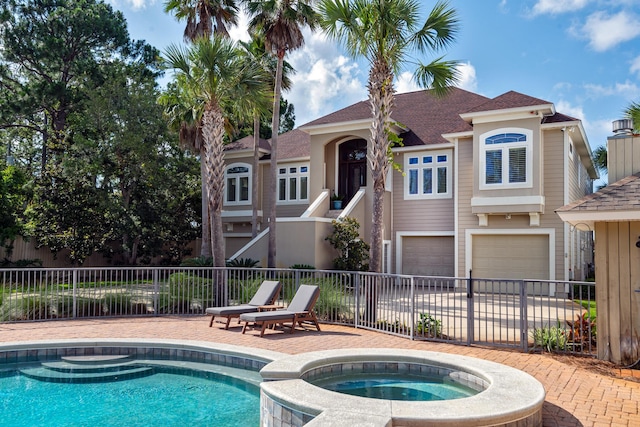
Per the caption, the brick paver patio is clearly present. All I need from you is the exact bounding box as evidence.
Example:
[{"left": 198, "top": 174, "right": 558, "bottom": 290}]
[{"left": 1, "top": 316, "right": 638, "bottom": 426}]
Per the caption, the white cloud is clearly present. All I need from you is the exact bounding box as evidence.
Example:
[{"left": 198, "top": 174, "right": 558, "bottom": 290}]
[
  {"left": 455, "top": 62, "right": 478, "bottom": 92},
  {"left": 556, "top": 100, "right": 586, "bottom": 121},
  {"left": 395, "top": 72, "right": 421, "bottom": 94},
  {"left": 286, "top": 31, "right": 366, "bottom": 126},
  {"left": 108, "top": 0, "right": 154, "bottom": 11},
  {"left": 584, "top": 81, "right": 640, "bottom": 98},
  {"left": 575, "top": 11, "right": 640, "bottom": 51},
  {"left": 531, "top": 0, "right": 590, "bottom": 15}
]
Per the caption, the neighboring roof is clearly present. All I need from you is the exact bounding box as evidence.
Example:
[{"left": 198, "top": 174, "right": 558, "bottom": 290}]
[
  {"left": 225, "top": 135, "right": 270, "bottom": 153},
  {"left": 556, "top": 172, "right": 640, "bottom": 226}
]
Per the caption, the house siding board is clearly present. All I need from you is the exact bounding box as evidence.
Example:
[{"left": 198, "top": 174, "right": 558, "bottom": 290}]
[
  {"left": 457, "top": 139, "right": 475, "bottom": 277},
  {"left": 541, "top": 129, "right": 566, "bottom": 280}
]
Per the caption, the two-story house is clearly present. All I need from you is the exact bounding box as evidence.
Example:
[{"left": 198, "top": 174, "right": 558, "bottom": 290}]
[{"left": 221, "top": 88, "right": 597, "bottom": 285}]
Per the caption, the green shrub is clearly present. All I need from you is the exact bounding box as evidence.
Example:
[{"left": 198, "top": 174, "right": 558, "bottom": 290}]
[
  {"left": 325, "top": 217, "right": 369, "bottom": 271},
  {"left": 180, "top": 256, "right": 213, "bottom": 267},
  {"left": 532, "top": 324, "right": 569, "bottom": 352},
  {"left": 0, "top": 295, "right": 50, "bottom": 321},
  {"left": 415, "top": 313, "right": 442, "bottom": 337},
  {"left": 226, "top": 258, "right": 260, "bottom": 268},
  {"left": 313, "top": 281, "right": 352, "bottom": 323},
  {"left": 103, "top": 293, "right": 148, "bottom": 315},
  {"left": 167, "top": 272, "right": 215, "bottom": 310}
]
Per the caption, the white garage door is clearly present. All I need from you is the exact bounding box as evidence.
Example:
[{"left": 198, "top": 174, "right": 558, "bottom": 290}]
[
  {"left": 402, "top": 236, "right": 454, "bottom": 277},
  {"left": 472, "top": 234, "right": 549, "bottom": 280}
]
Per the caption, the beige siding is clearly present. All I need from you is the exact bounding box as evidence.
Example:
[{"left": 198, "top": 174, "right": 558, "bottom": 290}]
[
  {"left": 391, "top": 152, "right": 455, "bottom": 232},
  {"left": 457, "top": 138, "right": 475, "bottom": 277},
  {"left": 607, "top": 135, "right": 640, "bottom": 184},
  {"left": 541, "top": 129, "right": 566, "bottom": 281}
]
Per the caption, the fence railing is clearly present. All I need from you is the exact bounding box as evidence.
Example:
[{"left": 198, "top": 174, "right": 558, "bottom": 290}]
[{"left": 0, "top": 267, "right": 596, "bottom": 356}]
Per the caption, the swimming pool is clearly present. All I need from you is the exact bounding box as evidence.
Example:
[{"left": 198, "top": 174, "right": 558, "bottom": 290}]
[{"left": 0, "top": 340, "right": 282, "bottom": 427}]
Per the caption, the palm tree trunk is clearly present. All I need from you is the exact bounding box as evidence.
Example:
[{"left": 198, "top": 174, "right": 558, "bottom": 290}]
[
  {"left": 200, "top": 158, "right": 213, "bottom": 257},
  {"left": 368, "top": 59, "right": 394, "bottom": 273},
  {"left": 251, "top": 113, "right": 260, "bottom": 238},
  {"left": 202, "top": 104, "right": 227, "bottom": 267},
  {"left": 267, "top": 53, "right": 284, "bottom": 268},
  {"left": 364, "top": 60, "right": 394, "bottom": 325}
]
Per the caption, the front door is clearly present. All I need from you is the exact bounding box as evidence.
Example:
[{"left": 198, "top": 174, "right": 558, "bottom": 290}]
[{"left": 338, "top": 139, "right": 367, "bottom": 203}]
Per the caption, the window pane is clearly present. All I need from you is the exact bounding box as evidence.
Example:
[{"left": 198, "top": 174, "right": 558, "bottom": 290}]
[
  {"left": 289, "top": 167, "right": 297, "bottom": 173},
  {"left": 278, "top": 178, "right": 286, "bottom": 200},
  {"left": 239, "top": 177, "right": 249, "bottom": 201},
  {"left": 509, "top": 147, "right": 526, "bottom": 183},
  {"left": 485, "top": 150, "right": 502, "bottom": 184},
  {"left": 409, "top": 157, "right": 418, "bottom": 165},
  {"left": 437, "top": 155, "right": 447, "bottom": 163},
  {"left": 423, "top": 156, "right": 432, "bottom": 164},
  {"left": 227, "top": 178, "right": 236, "bottom": 202},
  {"left": 300, "top": 176, "right": 308, "bottom": 200},
  {"left": 300, "top": 166, "right": 308, "bottom": 173},
  {"left": 423, "top": 169, "right": 432, "bottom": 194},
  {"left": 409, "top": 169, "right": 418, "bottom": 195},
  {"left": 279, "top": 168, "right": 286, "bottom": 174},
  {"left": 289, "top": 177, "right": 297, "bottom": 200},
  {"left": 437, "top": 167, "right": 447, "bottom": 193}
]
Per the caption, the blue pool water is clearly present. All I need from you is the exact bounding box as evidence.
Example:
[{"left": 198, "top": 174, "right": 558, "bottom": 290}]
[
  {"left": 0, "top": 367, "right": 260, "bottom": 426},
  {"left": 313, "top": 373, "right": 478, "bottom": 401}
]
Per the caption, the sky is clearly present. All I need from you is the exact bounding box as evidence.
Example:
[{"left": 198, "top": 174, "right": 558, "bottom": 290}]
[{"left": 108, "top": 0, "right": 640, "bottom": 185}]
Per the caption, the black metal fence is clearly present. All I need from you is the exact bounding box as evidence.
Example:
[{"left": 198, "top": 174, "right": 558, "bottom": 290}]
[{"left": 0, "top": 267, "right": 596, "bottom": 356}]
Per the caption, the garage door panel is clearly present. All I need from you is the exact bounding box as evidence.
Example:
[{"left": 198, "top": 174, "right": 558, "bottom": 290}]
[
  {"left": 402, "top": 236, "right": 454, "bottom": 277},
  {"left": 472, "top": 235, "right": 548, "bottom": 280}
]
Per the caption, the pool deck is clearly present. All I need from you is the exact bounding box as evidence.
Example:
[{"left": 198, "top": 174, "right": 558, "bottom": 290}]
[{"left": 0, "top": 316, "right": 638, "bottom": 427}]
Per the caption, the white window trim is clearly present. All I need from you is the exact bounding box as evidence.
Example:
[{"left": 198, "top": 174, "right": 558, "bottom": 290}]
[
  {"left": 224, "top": 162, "right": 251, "bottom": 206},
  {"left": 479, "top": 128, "right": 533, "bottom": 190},
  {"left": 277, "top": 162, "right": 310, "bottom": 205},
  {"left": 403, "top": 149, "right": 452, "bottom": 200}
]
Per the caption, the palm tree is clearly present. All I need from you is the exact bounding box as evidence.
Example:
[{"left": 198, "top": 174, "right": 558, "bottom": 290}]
[
  {"left": 164, "top": 0, "right": 238, "bottom": 258},
  {"left": 626, "top": 100, "right": 640, "bottom": 133},
  {"left": 244, "top": 0, "right": 319, "bottom": 268},
  {"left": 319, "top": 0, "right": 460, "bottom": 273},
  {"left": 163, "top": 36, "right": 269, "bottom": 266},
  {"left": 239, "top": 32, "right": 295, "bottom": 238},
  {"left": 164, "top": 0, "right": 239, "bottom": 40}
]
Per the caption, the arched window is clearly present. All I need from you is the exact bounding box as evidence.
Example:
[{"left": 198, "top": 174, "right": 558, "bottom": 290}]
[
  {"left": 224, "top": 163, "right": 251, "bottom": 205},
  {"left": 480, "top": 129, "right": 532, "bottom": 189}
]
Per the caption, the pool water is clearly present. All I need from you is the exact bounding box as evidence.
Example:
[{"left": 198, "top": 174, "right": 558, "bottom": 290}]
[
  {"left": 0, "top": 368, "right": 260, "bottom": 426},
  {"left": 312, "top": 373, "right": 478, "bottom": 401}
]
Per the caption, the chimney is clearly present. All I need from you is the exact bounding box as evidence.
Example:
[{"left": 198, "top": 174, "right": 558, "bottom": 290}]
[{"left": 612, "top": 119, "right": 634, "bottom": 135}]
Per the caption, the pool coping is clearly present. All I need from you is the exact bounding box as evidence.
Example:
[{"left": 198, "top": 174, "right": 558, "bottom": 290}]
[{"left": 260, "top": 348, "right": 546, "bottom": 427}]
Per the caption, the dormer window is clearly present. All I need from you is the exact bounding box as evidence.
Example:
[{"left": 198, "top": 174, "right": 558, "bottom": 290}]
[{"left": 480, "top": 129, "right": 532, "bottom": 190}]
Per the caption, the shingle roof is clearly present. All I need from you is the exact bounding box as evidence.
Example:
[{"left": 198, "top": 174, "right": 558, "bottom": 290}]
[
  {"left": 462, "top": 90, "right": 552, "bottom": 114},
  {"left": 230, "top": 88, "right": 581, "bottom": 159},
  {"left": 556, "top": 172, "right": 640, "bottom": 213},
  {"left": 303, "top": 87, "right": 490, "bottom": 145},
  {"left": 225, "top": 135, "right": 270, "bottom": 153}
]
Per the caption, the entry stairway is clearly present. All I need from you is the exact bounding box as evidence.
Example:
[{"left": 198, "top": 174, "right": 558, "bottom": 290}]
[{"left": 20, "top": 355, "right": 153, "bottom": 383}]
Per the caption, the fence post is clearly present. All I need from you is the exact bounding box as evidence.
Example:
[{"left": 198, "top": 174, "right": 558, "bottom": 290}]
[
  {"left": 466, "top": 271, "right": 473, "bottom": 346},
  {"left": 520, "top": 280, "right": 528, "bottom": 352},
  {"left": 354, "top": 273, "right": 360, "bottom": 329},
  {"left": 409, "top": 276, "right": 415, "bottom": 340},
  {"left": 72, "top": 269, "right": 78, "bottom": 319},
  {"left": 152, "top": 268, "right": 159, "bottom": 316}
]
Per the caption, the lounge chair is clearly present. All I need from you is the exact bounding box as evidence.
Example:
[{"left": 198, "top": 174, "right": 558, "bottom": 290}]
[
  {"left": 240, "top": 284, "right": 321, "bottom": 337},
  {"left": 206, "top": 280, "right": 281, "bottom": 329}
]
